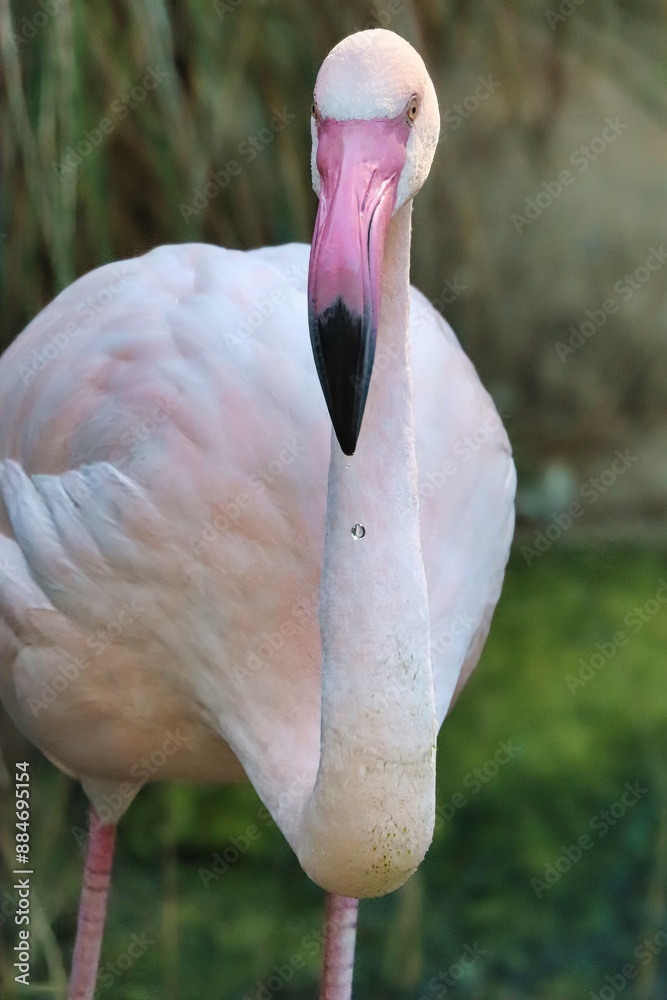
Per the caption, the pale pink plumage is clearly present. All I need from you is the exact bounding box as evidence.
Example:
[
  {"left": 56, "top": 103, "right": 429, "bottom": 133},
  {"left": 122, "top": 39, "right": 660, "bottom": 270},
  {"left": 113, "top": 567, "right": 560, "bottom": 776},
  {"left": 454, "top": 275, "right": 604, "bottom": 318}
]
[
  {"left": 0, "top": 27, "right": 516, "bottom": 1000},
  {"left": 0, "top": 241, "right": 513, "bottom": 813}
]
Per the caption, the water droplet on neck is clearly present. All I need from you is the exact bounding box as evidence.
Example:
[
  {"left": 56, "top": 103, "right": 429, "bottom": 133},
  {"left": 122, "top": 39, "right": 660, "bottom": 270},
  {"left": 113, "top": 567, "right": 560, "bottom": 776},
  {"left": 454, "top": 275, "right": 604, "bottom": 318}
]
[{"left": 351, "top": 523, "right": 366, "bottom": 539}]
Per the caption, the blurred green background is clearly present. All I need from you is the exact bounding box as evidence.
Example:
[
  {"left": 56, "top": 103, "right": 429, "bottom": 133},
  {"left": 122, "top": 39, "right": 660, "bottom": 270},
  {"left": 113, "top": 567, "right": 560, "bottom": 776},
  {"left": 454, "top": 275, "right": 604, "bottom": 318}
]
[{"left": 1, "top": 0, "right": 667, "bottom": 997}]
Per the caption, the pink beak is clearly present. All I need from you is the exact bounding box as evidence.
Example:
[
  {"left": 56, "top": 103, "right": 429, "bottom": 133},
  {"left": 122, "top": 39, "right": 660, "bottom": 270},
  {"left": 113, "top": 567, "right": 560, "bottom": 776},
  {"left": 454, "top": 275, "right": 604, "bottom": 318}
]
[{"left": 308, "top": 115, "right": 410, "bottom": 455}]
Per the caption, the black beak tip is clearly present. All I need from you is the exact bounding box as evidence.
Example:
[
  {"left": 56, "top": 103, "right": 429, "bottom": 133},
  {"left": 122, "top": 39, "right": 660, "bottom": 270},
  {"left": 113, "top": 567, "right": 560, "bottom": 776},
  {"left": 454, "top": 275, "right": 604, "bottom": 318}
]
[
  {"left": 336, "top": 426, "right": 358, "bottom": 457},
  {"left": 309, "top": 298, "right": 375, "bottom": 460}
]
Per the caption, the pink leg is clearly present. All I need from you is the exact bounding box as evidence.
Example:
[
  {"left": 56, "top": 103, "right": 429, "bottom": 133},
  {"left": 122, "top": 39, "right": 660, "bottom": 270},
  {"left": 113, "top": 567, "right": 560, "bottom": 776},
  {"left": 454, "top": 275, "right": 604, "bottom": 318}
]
[
  {"left": 320, "top": 893, "right": 359, "bottom": 1000},
  {"left": 68, "top": 807, "right": 117, "bottom": 1000}
]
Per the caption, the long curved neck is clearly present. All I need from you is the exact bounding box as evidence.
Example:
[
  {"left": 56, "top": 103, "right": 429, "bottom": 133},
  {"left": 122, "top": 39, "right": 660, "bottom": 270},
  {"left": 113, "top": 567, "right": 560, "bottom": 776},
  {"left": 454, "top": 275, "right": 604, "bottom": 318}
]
[{"left": 296, "top": 201, "right": 437, "bottom": 897}]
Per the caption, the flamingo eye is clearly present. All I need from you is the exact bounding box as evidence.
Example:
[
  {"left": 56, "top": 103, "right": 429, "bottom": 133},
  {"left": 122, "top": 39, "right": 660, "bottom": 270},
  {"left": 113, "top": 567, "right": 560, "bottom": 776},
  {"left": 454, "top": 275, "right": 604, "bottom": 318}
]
[
  {"left": 406, "top": 96, "right": 419, "bottom": 123},
  {"left": 311, "top": 102, "right": 318, "bottom": 119}
]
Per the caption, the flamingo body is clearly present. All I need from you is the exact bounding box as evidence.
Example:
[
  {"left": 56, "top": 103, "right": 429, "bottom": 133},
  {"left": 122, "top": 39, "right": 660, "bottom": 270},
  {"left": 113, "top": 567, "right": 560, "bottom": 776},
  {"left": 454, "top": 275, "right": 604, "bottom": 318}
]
[
  {"left": 0, "top": 28, "right": 516, "bottom": 999},
  {"left": 0, "top": 240, "right": 514, "bottom": 834}
]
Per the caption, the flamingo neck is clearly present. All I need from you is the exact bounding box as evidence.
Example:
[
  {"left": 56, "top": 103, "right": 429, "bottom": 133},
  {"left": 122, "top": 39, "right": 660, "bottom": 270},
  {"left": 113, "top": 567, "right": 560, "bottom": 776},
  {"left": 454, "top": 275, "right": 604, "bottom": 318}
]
[{"left": 296, "top": 201, "right": 437, "bottom": 897}]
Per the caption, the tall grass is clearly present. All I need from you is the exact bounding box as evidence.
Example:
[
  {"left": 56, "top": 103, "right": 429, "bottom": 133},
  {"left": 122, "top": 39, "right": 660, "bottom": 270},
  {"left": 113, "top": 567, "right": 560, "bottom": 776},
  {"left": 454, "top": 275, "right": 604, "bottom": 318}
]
[{"left": 2, "top": 0, "right": 666, "bottom": 507}]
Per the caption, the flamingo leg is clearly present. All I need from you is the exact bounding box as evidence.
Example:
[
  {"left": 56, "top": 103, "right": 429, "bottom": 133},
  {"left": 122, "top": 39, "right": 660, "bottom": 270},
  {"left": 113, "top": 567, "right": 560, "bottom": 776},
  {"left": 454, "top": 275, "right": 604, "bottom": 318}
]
[
  {"left": 67, "top": 807, "right": 117, "bottom": 1000},
  {"left": 319, "top": 893, "right": 359, "bottom": 1000}
]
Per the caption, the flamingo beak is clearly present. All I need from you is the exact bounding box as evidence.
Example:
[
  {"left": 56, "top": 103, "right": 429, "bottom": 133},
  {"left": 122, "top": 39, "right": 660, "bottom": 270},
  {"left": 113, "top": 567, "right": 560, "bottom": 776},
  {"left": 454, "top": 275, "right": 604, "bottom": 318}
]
[{"left": 308, "top": 116, "right": 410, "bottom": 455}]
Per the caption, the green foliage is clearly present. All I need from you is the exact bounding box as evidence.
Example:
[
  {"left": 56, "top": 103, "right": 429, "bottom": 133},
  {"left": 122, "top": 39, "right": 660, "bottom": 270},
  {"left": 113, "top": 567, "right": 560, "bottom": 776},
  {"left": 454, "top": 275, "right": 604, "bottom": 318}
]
[{"left": 2, "top": 546, "right": 667, "bottom": 998}]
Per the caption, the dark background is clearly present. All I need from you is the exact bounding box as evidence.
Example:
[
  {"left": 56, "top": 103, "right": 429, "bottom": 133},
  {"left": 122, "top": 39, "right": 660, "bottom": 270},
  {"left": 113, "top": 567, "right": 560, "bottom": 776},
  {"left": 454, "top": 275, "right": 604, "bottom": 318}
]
[{"left": 1, "top": 1, "right": 667, "bottom": 998}]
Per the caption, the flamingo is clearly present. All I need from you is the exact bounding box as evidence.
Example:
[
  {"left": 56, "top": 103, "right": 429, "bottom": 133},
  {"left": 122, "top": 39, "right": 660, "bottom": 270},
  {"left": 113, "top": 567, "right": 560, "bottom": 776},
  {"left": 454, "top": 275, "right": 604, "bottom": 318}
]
[{"left": 0, "top": 28, "right": 515, "bottom": 1000}]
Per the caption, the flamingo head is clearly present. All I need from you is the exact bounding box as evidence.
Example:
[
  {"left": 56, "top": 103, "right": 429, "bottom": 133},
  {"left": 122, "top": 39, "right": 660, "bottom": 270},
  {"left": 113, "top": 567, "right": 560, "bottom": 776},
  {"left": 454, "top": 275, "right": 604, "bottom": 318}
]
[{"left": 308, "top": 29, "right": 440, "bottom": 455}]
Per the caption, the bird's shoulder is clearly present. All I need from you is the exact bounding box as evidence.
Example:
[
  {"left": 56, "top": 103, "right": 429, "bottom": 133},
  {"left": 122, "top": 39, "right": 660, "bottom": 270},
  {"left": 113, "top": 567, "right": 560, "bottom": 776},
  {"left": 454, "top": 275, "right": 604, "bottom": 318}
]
[{"left": 0, "top": 242, "right": 327, "bottom": 484}]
